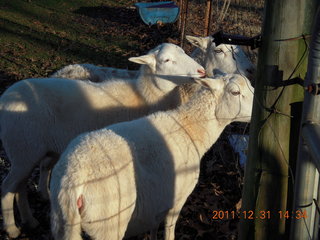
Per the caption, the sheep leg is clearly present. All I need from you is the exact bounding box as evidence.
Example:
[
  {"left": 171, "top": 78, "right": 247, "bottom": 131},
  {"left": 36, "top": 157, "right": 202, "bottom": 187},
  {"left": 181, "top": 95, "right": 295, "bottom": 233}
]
[
  {"left": 1, "top": 192, "right": 20, "bottom": 238},
  {"left": 38, "top": 168, "right": 50, "bottom": 200},
  {"left": 163, "top": 205, "right": 184, "bottom": 240},
  {"left": 60, "top": 225, "right": 83, "bottom": 240},
  {"left": 15, "top": 185, "right": 39, "bottom": 229},
  {"left": 1, "top": 164, "right": 37, "bottom": 238},
  {"left": 51, "top": 199, "right": 82, "bottom": 240},
  {"left": 1, "top": 170, "right": 21, "bottom": 238},
  {"left": 39, "top": 154, "right": 59, "bottom": 200},
  {"left": 52, "top": 222, "right": 82, "bottom": 240}
]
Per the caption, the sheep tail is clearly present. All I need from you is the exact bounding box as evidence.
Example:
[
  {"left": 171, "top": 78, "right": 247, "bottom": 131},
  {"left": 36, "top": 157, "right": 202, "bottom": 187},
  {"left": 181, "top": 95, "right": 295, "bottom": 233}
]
[{"left": 51, "top": 183, "right": 83, "bottom": 240}]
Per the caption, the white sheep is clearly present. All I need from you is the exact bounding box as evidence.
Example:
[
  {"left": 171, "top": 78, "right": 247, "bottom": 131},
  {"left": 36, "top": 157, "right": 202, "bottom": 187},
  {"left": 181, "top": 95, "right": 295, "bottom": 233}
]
[
  {"left": 186, "top": 35, "right": 256, "bottom": 81},
  {"left": 0, "top": 43, "right": 205, "bottom": 239},
  {"left": 50, "top": 63, "right": 138, "bottom": 82},
  {"left": 50, "top": 35, "right": 255, "bottom": 83},
  {"left": 50, "top": 74, "right": 254, "bottom": 240}
]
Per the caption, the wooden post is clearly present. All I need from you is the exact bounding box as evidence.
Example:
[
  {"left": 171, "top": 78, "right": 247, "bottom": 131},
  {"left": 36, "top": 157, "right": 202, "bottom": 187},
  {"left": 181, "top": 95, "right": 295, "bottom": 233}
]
[
  {"left": 179, "top": 0, "right": 188, "bottom": 47},
  {"left": 178, "top": 0, "right": 184, "bottom": 31},
  {"left": 239, "top": 0, "right": 319, "bottom": 239},
  {"left": 204, "top": 0, "right": 212, "bottom": 36}
]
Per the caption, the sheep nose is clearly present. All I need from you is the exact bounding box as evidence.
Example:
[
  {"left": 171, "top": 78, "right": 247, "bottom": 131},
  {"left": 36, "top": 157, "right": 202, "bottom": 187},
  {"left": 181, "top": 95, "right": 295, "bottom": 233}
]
[{"left": 197, "top": 69, "right": 206, "bottom": 78}]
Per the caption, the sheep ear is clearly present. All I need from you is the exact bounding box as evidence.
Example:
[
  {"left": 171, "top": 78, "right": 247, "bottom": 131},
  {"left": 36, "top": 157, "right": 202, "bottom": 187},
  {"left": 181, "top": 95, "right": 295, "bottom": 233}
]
[
  {"left": 129, "top": 54, "right": 156, "bottom": 66},
  {"left": 195, "top": 78, "right": 224, "bottom": 90},
  {"left": 186, "top": 35, "right": 209, "bottom": 50},
  {"left": 195, "top": 78, "right": 211, "bottom": 89}
]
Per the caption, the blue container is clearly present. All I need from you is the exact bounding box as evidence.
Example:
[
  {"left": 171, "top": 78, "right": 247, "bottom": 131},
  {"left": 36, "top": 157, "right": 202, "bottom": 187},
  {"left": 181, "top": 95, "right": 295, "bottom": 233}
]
[{"left": 135, "top": 1, "right": 180, "bottom": 25}]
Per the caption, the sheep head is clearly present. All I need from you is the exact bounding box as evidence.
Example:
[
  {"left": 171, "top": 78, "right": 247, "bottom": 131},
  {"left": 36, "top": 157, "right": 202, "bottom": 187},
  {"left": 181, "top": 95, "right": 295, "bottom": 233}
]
[
  {"left": 196, "top": 74, "right": 254, "bottom": 123},
  {"left": 128, "top": 43, "right": 205, "bottom": 92},
  {"left": 186, "top": 35, "right": 256, "bottom": 82}
]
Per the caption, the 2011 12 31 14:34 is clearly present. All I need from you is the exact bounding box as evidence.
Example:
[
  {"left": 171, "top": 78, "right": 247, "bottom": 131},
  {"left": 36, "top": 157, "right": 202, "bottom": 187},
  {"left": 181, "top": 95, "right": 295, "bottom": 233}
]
[{"left": 212, "top": 210, "right": 308, "bottom": 220}]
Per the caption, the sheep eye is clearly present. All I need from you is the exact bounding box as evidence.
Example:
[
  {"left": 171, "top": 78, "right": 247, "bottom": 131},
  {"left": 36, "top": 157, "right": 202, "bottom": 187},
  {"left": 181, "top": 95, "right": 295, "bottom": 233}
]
[
  {"left": 214, "top": 49, "right": 224, "bottom": 54},
  {"left": 231, "top": 91, "right": 240, "bottom": 96},
  {"left": 164, "top": 59, "right": 170, "bottom": 63}
]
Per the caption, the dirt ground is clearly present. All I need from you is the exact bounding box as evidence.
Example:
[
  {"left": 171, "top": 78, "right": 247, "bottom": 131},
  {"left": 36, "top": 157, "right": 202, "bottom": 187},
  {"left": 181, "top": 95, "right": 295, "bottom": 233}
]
[{"left": 0, "top": 0, "right": 263, "bottom": 239}]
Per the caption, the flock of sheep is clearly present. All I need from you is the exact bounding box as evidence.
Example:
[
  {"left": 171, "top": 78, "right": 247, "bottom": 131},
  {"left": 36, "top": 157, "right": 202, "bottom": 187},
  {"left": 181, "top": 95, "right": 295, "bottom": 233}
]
[{"left": 0, "top": 35, "right": 256, "bottom": 240}]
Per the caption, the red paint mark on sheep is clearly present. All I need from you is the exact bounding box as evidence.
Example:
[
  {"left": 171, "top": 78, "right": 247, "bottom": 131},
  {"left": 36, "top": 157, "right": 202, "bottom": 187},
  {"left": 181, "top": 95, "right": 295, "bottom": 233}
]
[{"left": 77, "top": 194, "right": 84, "bottom": 214}]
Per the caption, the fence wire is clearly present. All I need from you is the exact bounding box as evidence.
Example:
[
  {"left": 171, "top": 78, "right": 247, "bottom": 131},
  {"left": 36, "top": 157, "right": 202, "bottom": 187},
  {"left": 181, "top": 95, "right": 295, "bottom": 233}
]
[
  {"left": 183, "top": 0, "right": 318, "bottom": 238},
  {"left": 182, "top": 0, "right": 264, "bottom": 63},
  {"left": 229, "top": 15, "right": 317, "bottom": 240}
]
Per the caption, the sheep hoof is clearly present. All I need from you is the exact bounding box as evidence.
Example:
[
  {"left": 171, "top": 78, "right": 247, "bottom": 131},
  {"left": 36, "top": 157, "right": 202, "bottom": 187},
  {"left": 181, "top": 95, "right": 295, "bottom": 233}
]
[{"left": 6, "top": 225, "right": 21, "bottom": 239}]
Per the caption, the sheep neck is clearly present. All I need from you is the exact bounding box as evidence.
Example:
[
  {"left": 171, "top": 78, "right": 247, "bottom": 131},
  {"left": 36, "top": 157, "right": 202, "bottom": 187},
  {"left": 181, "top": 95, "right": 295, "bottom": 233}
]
[
  {"left": 136, "top": 65, "right": 174, "bottom": 105},
  {"left": 172, "top": 89, "right": 232, "bottom": 155}
]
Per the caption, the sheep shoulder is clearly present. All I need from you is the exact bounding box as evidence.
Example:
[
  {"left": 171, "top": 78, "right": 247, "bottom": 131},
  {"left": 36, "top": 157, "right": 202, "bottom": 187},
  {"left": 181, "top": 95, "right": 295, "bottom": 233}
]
[{"left": 87, "top": 80, "right": 145, "bottom": 109}]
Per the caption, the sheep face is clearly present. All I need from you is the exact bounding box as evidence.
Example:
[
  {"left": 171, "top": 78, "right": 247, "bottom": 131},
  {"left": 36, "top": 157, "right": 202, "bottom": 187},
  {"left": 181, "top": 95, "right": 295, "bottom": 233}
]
[
  {"left": 186, "top": 35, "right": 256, "bottom": 81},
  {"left": 197, "top": 74, "right": 254, "bottom": 123},
  {"left": 129, "top": 43, "right": 205, "bottom": 92},
  {"left": 207, "top": 43, "right": 256, "bottom": 80}
]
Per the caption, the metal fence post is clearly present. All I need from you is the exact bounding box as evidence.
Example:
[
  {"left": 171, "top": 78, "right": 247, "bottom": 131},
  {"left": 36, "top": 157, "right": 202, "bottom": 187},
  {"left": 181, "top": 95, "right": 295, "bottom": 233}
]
[{"left": 291, "top": 5, "right": 320, "bottom": 240}]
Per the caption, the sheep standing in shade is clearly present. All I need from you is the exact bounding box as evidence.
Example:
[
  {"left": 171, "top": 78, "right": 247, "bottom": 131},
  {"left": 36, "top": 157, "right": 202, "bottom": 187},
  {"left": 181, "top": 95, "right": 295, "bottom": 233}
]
[
  {"left": 0, "top": 43, "right": 205, "bottom": 239},
  {"left": 50, "top": 35, "right": 255, "bottom": 83},
  {"left": 50, "top": 74, "right": 254, "bottom": 240},
  {"left": 186, "top": 35, "right": 256, "bottom": 81}
]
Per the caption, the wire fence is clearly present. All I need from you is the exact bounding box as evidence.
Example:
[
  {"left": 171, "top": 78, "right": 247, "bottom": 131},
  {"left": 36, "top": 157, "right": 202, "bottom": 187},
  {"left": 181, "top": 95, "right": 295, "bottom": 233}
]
[
  {"left": 183, "top": 1, "right": 319, "bottom": 239},
  {"left": 181, "top": 0, "right": 264, "bottom": 63},
  {"left": 221, "top": 2, "right": 320, "bottom": 239}
]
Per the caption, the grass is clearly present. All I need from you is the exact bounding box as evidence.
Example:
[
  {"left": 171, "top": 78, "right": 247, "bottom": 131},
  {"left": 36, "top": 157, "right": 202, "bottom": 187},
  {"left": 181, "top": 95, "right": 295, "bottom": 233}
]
[
  {"left": 0, "top": 0, "right": 263, "bottom": 84},
  {"left": 0, "top": 0, "right": 141, "bottom": 82}
]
